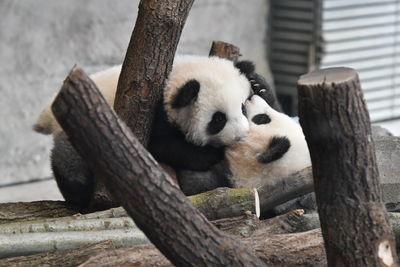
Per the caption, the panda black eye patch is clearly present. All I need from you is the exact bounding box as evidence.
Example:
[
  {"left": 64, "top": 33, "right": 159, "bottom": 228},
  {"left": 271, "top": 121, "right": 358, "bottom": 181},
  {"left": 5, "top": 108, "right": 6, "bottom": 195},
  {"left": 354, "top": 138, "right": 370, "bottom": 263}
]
[
  {"left": 252, "top": 114, "right": 271, "bottom": 125},
  {"left": 207, "top": 111, "right": 227, "bottom": 135}
]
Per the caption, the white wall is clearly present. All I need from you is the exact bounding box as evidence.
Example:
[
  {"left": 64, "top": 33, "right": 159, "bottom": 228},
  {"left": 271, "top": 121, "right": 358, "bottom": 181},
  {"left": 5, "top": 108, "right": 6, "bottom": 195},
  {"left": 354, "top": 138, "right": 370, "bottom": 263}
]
[{"left": 0, "top": 0, "right": 271, "bottom": 185}]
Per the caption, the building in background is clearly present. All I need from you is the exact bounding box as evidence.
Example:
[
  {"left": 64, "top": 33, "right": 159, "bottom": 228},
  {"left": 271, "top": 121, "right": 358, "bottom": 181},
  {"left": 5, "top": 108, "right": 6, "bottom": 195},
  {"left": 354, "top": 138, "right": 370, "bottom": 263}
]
[{"left": 270, "top": 0, "right": 400, "bottom": 122}]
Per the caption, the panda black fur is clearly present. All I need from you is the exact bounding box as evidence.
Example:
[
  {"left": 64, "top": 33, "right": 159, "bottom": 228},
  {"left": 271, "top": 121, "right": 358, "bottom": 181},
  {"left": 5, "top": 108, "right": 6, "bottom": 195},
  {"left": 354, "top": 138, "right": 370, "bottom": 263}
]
[
  {"left": 34, "top": 55, "right": 258, "bottom": 208},
  {"left": 226, "top": 94, "right": 311, "bottom": 188}
]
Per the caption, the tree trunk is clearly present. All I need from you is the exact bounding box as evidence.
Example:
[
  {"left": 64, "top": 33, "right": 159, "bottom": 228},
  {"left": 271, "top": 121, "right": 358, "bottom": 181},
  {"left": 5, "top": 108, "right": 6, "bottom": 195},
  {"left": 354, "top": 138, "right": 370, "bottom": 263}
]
[
  {"left": 114, "top": 0, "right": 194, "bottom": 146},
  {"left": 51, "top": 67, "right": 265, "bottom": 267},
  {"left": 88, "top": 0, "right": 193, "bottom": 209},
  {"left": 297, "top": 67, "right": 398, "bottom": 266}
]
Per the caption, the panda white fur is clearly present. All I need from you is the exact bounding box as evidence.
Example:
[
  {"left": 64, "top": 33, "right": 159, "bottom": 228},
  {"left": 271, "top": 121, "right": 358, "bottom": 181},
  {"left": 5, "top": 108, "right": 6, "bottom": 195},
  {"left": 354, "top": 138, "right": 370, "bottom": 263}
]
[
  {"left": 226, "top": 94, "right": 311, "bottom": 189},
  {"left": 34, "top": 55, "right": 257, "bottom": 208}
]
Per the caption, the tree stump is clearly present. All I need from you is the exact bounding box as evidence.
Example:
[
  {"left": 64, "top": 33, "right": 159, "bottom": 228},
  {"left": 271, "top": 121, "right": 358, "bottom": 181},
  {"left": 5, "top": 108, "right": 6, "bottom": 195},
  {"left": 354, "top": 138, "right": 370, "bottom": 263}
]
[{"left": 297, "top": 67, "right": 398, "bottom": 266}]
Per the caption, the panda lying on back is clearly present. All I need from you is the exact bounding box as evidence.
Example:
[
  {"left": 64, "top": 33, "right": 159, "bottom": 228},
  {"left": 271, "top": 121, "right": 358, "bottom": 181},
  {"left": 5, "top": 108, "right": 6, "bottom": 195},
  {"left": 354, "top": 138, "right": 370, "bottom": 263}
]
[
  {"left": 226, "top": 94, "right": 311, "bottom": 188},
  {"left": 35, "top": 55, "right": 277, "bottom": 208}
]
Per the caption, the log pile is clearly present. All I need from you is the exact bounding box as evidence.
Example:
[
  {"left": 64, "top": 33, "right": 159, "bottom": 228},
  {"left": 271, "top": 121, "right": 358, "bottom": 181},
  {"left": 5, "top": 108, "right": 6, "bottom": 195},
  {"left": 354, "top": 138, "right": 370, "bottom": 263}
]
[{"left": 1, "top": 0, "right": 398, "bottom": 266}]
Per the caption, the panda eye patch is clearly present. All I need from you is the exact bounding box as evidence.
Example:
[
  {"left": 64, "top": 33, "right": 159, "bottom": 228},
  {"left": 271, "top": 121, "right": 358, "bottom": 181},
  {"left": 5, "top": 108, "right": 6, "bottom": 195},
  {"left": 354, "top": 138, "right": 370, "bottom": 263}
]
[
  {"left": 207, "top": 111, "right": 227, "bottom": 135},
  {"left": 252, "top": 114, "right": 271, "bottom": 125}
]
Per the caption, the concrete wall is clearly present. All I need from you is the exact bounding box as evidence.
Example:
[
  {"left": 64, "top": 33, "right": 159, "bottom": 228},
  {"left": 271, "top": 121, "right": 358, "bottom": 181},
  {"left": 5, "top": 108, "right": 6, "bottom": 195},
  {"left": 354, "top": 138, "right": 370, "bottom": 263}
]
[{"left": 0, "top": 0, "right": 270, "bottom": 185}]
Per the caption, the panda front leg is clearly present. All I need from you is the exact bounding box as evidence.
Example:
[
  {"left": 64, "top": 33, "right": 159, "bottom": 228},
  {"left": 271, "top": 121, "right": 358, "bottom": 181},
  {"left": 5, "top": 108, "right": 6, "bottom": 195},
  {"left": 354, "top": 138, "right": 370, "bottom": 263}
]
[
  {"left": 149, "top": 135, "right": 225, "bottom": 171},
  {"left": 51, "top": 132, "right": 95, "bottom": 210}
]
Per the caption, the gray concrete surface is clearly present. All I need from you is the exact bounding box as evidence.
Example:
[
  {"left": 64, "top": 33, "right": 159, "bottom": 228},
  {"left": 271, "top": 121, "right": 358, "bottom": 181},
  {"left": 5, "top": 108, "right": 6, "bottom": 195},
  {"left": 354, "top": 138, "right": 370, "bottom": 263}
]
[
  {"left": 0, "top": 0, "right": 271, "bottom": 190},
  {"left": 374, "top": 136, "right": 400, "bottom": 210},
  {"left": 0, "top": 179, "right": 62, "bottom": 203}
]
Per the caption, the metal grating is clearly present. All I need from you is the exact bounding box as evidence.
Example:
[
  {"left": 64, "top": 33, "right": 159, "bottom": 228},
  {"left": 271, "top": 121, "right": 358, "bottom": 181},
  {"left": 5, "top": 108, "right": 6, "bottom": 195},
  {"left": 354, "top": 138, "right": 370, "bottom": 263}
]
[{"left": 269, "top": 0, "right": 400, "bottom": 121}]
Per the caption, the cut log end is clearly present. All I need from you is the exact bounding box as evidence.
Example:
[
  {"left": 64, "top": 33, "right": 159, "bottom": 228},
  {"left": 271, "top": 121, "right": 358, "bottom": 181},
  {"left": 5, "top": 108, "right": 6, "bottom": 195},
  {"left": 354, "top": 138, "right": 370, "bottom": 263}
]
[
  {"left": 254, "top": 188, "right": 260, "bottom": 219},
  {"left": 297, "top": 67, "right": 357, "bottom": 87},
  {"left": 209, "top": 41, "right": 241, "bottom": 61}
]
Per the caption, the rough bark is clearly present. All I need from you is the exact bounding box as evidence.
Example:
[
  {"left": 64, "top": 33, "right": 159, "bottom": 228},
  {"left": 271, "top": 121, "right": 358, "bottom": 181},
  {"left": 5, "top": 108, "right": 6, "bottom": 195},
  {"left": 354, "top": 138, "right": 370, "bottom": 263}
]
[
  {"left": 0, "top": 241, "right": 117, "bottom": 267},
  {"left": 0, "top": 227, "right": 148, "bottom": 258},
  {"left": 0, "top": 217, "right": 138, "bottom": 235},
  {"left": 258, "top": 166, "right": 313, "bottom": 213},
  {"left": 75, "top": 230, "right": 327, "bottom": 267},
  {"left": 189, "top": 187, "right": 259, "bottom": 220},
  {"left": 297, "top": 67, "right": 398, "bottom": 266},
  {"left": 0, "top": 201, "right": 77, "bottom": 224},
  {"left": 114, "top": 0, "right": 194, "bottom": 146},
  {"left": 0, "top": 229, "right": 326, "bottom": 267},
  {"left": 51, "top": 67, "right": 265, "bottom": 266},
  {"left": 208, "top": 41, "right": 241, "bottom": 61}
]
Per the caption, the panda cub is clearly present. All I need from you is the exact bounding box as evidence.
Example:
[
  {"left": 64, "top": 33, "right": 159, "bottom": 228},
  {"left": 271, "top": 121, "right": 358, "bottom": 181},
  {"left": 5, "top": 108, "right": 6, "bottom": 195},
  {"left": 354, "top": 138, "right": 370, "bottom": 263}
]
[
  {"left": 226, "top": 94, "right": 311, "bottom": 189},
  {"left": 34, "top": 55, "right": 257, "bottom": 208}
]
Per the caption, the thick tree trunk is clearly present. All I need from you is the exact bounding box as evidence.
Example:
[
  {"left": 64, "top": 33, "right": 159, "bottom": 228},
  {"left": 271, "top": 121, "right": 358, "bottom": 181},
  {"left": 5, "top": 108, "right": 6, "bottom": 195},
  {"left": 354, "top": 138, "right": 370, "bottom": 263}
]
[
  {"left": 114, "top": 0, "right": 194, "bottom": 146},
  {"left": 89, "top": 0, "right": 194, "bottom": 208},
  {"left": 51, "top": 67, "right": 265, "bottom": 267},
  {"left": 297, "top": 67, "right": 398, "bottom": 266}
]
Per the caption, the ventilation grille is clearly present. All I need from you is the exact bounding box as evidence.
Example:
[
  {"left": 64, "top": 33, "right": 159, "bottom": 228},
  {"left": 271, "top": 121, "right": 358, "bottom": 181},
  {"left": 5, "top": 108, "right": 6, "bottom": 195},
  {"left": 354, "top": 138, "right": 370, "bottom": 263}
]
[{"left": 270, "top": 0, "right": 400, "bottom": 121}]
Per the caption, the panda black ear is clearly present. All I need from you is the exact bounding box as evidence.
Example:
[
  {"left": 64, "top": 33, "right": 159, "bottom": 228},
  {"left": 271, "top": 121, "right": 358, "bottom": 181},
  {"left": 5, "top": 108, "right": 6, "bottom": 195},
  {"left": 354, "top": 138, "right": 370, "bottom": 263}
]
[
  {"left": 172, "top": 79, "right": 200, "bottom": 108},
  {"left": 235, "top": 61, "right": 255, "bottom": 76}
]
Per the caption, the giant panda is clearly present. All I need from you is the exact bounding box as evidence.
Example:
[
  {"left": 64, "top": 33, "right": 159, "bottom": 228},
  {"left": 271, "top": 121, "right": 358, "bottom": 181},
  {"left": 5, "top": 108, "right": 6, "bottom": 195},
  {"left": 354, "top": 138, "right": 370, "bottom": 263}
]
[
  {"left": 35, "top": 55, "right": 274, "bottom": 209},
  {"left": 225, "top": 94, "right": 311, "bottom": 189}
]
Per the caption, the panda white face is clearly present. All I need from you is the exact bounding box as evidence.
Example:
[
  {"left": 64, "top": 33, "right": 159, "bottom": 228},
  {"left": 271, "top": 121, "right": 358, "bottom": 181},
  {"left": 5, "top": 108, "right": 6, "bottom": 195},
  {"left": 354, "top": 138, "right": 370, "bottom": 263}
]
[
  {"left": 164, "top": 55, "right": 251, "bottom": 147},
  {"left": 245, "top": 95, "right": 274, "bottom": 125}
]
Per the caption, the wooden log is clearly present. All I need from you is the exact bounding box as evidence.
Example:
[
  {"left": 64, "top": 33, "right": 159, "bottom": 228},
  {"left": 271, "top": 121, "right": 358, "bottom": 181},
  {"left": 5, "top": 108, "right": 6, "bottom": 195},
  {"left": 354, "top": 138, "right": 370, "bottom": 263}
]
[
  {"left": 0, "top": 201, "right": 77, "bottom": 224},
  {"left": 69, "top": 230, "right": 328, "bottom": 267},
  {"left": 0, "top": 228, "right": 148, "bottom": 258},
  {"left": 0, "top": 217, "right": 137, "bottom": 235},
  {"left": 189, "top": 187, "right": 259, "bottom": 220},
  {"left": 208, "top": 41, "right": 241, "bottom": 61},
  {"left": 0, "top": 241, "right": 117, "bottom": 267},
  {"left": 297, "top": 67, "right": 398, "bottom": 266},
  {"left": 258, "top": 166, "right": 313, "bottom": 213},
  {"left": 0, "top": 229, "right": 326, "bottom": 267},
  {"left": 52, "top": 67, "right": 265, "bottom": 266}
]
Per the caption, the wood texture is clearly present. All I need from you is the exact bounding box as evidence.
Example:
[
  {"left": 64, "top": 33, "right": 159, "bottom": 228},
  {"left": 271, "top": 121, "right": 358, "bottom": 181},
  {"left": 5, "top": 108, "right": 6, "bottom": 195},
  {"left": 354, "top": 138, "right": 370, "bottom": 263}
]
[
  {"left": 1, "top": 221, "right": 327, "bottom": 267},
  {"left": 0, "top": 241, "right": 116, "bottom": 267},
  {"left": 208, "top": 40, "right": 241, "bottom": 61},
  {"left": 51, "top": 67, "right": 265, "bottom": 267},
  {"left": 297, "top": 67, "right": 398, "bottom": 266},
  {"left": 189, "top": 187, "right": 259, "bottom": 220},
  {"left": 258, "top": 166, "right": 313, "bottom": 213},
  {"left": 114, "top": 0, "right": 194, "bottom": 146},
  {"left": 77, "top": 230, "right": 327, "bottom": 267},
  {"left": 0, "top": 201, "right": 77, "bottom": 224}
]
